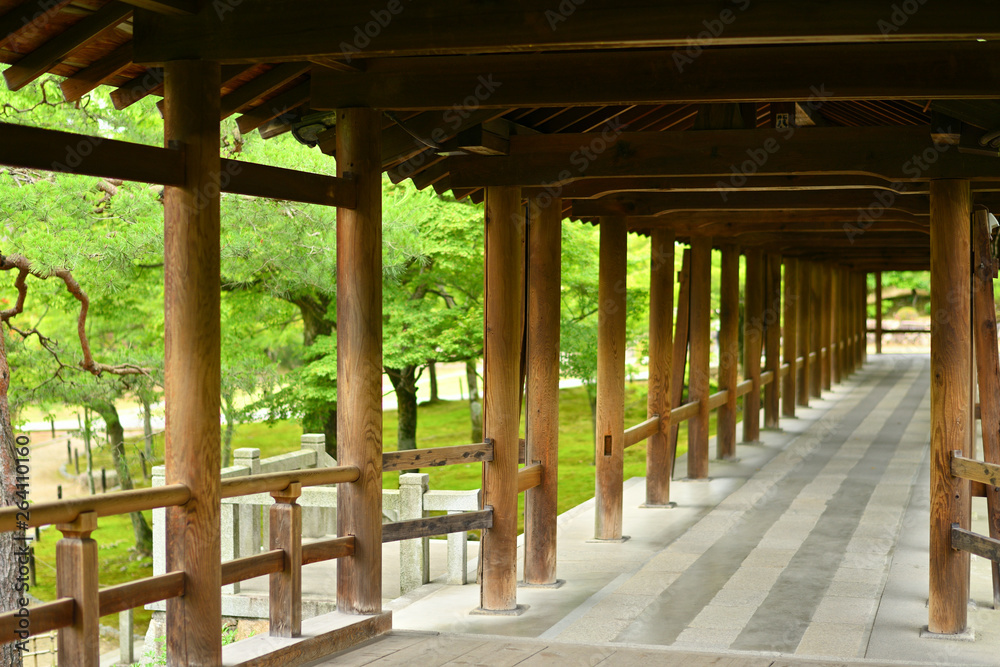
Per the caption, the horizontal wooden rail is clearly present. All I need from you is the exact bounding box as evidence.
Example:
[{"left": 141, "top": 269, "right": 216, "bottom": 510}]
[
  {"left": 383, "top": 442, "right": 493, "bottom": 472},
  {"left": 736, "top": 379, "right": 753, "bottom": 397},
  {"left": 760, "top": 370, "right": 775, "bottom": 385},
  {"left": 0, "top": 484, "right": 191, "bottom": 532},
  {"left": 952, "top": 525, "right": 1000, "bottom": 562},
  {"left": 707, "top": 390, "right": 729, "bottom": 411},
  {"left": 0, "top": 123, "right": 357, "bottom": 208},
  {"left": 517, "top": 463, "right": 543, "bottom": 493},
  {"left": 301, "top": 536, "right": 356, "bottom": 566},
  {"left": 623, "top": 416, "right": 660, "bottom": 448},
  {"left": 0, "top": 598, "right": 74, "bottom": 640},
  {"left": 779, "top": 363, "right": 791, "bottom": 378},
  {"left": 99, "top": 571, "right": 185, "bottom": 617},
  {"left": 808, "top": 351, "right": 818, "bottom": 361},
  {"left": 221, "top": 549, "right": 285, "bottom": 586},
  {"left": 382, "top": 509, "right": 493, "bottom": 543},
  {"left": 951, "top": 452, "right": 1000, "bottom": 486},
  {"left": 220, "top": 465, "right": 359, "bottom": 499},
  {"left": 671, "top": 400, "right": 700, "bottom": 423},
  {"left": 795, "top": 355, "right": 805, "bottom": 365},
  {"left": 868, "top": 328, "right": 931, "bottom": 334}
]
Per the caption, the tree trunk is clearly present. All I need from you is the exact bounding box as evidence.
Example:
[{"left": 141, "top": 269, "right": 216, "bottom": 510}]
[
  {"left": 221, "top": 392, "right": 236, "bottom": 468},
  {"left": 0, "top": 327, "right": 24, "bottom": 667},
  {"left": 466, "top": 358, "right": 483, "bottom": 442},
  {"left": 427, "top": 359, "right": 439, "bottom": 402},
  {"left": 386, "top": 365, "right": 419, "bottom": 456},
  {"left": 141, "top": 396, "right": 154, "bottom": 462},
  {"left": 92, "top": 402, "right": 153, "bottom": 554}
]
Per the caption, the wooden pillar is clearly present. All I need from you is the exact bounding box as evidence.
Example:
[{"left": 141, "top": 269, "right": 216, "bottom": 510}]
[
  {"left": 688, "top": 237, "right": 712, "bottom": 479},
  {"left": 928, "top": 179, "right": 972, "bottom": 635},
  {"left": 524, "top": 197, "right": 561, "bottom": 584},
  {"left": 764, "top": 253, "right": 782, "bottom": 429},
  {"left": 831, "top": 266, "right": 842, "bottom": 385},
  {"left": 56, "top": 512, "right": 99, "bottom": 666},
  {"left": 860, "top": 273, "right": 869, "bottom": 365},
  {"left": 669, "top": 249, "right": 692, "bottom": 452},
  {"left": 875, "top": 271, "right": 883, "bottom": 355},
  {"left": 595, "top": 216, "right": 628, "bottom": 539},
  {"left": 163, "top": 60, "right": 222, "bottom": 667},
  {"left": 480, "top": 186, "right": 524, "bottom": 610},
  {"left": 336, "top": 107, "right": 383, "bottom": 615},
  {"left": 797, "top": 261, "right": 811, "bottom": 407},
  {"left": 717, "top": 244, "right": 740, "bottom": 459},
  {"left": 821, "top": 264, "right": 832, "bottom": 391},
  {"left": 646, "top": 228, "right": 675, "bottom": 506},
  {"left": 810, "top": 262, "right": 823, "bottom": 398},
  {"left": 782, "top": 257, "right": 798, "bottom": 417},
  {"left": 743, "top": 248, "right": 763, "bottom": 442},
  {"left": 843, "top": 270, "right": 854, "bottom": 376},
  {"left": 269, "top": 484, "right": 302, "bottom": 637}
]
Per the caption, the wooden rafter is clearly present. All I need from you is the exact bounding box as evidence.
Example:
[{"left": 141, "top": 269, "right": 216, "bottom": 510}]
[{"left": 60, "top": 43, "right": 134, "bottom": 102}]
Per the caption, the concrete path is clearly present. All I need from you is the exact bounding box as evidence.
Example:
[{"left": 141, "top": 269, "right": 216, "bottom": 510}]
[{"left": 382, "top": 354, "right": 999, "bottom": 666}]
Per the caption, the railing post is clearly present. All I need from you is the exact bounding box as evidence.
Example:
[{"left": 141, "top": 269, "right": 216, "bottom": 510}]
[
  {"left": 743, "top": 247, "right": 763, "bottom": 443},
  {"left": 163, "top": 59, "right": 222, "bottom": 667},
  {"left": 595, "top": 215, "right": 628, "bottom": 539},
  {"left": 56, "top": 511, "right": 99, "bottom": 667},
  {"left": 764, "top": 253, "right": 782, "bottom": 429},
  {"left": 928, "top": 179, "right": 972, "bottom": 635},
  {"left": 717, "top": 243, "right": 740, "bottom": 460},
  {"left": 688, "top": 236, "right": 712, "bottom": 479},
  {"left": 399, "top": 473, "right": 430, "bottom": 594},
  {"left": 646, "top": 228, "right": 675, "bottom": 506},
  {"left": 479, "top": 185, "right": 525, "bottom": 612},
  {"left": 524, "top": 196, "right": 562, "bottom": 583},
  {"left": 782, "top": 257, "right": 798, "bottom": 417},
  {"left": 336, "top": 106, "right": 383, "bottom": 615},
  {"left": 269, "top": 482, "right": 302, "bottom": 637}
]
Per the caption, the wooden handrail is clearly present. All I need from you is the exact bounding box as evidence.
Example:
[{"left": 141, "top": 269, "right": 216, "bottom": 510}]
[
  {"left": 220, "top": 465, "right": 360, "bottom": 499},
  {"left": 736, "top": 379, "right": 754, "bottom": 397},
  {"left": 221, "top": 550, "right": 285, "bottom": 586},
  {"left": 99, "top": 571, "right": 185, "bottom": 617},
  {"left": 952, "top": 525, "right": 1000, "bottom": 562},
  {"left": 779, "top": 363, "right": 791, "bottom": 378},
  {"left": 707, "top": 390, "right": 729, "bottom": 410},
  {"left": 760, "top": 370, "right": 775, "bottom": 386},
  {"left": 0, "top": 598, "right": 74, "bottom": 639},
  {"left": 383, "top": 442, "right": 493, "bottom": 472},
  {"left": 951, "top": 452, "right": 1000, "bottom": 486},
  {"left": 382, "top": 509, "right": 493, "bottom": 543},
  {"left": 623, "top": 416, "right": 660, "bottom": 448},
  {"left": 301, "top": 536, "right": 356, "bottom": 566},
  {"left": 517, "top": 464, "right": 543, "bottom": 493},
  {"left": 671, "top": 400, "right": 700, "bottom": 423},
  {"left": 0, "top": 484, "right": 191, "bottom": 532}
]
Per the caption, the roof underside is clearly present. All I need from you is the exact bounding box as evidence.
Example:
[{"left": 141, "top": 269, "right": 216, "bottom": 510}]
[{"left": 4, "top": 0, "right": 1000, "bottom": 270}]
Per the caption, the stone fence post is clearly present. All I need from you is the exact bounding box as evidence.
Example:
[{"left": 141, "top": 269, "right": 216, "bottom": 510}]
[{"left": 399, "top": 473, "right": 429, "bottom": 594}]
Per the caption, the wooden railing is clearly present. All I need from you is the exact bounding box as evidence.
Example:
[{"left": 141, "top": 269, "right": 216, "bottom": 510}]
[{"left": 949, "top": 452, "right": 1000, "bottom": 564}]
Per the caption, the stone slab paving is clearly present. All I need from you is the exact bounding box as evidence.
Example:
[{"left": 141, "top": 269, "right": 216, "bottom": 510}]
[{"left": 386, "top": 355, "right": 1000, "bottom": 666}]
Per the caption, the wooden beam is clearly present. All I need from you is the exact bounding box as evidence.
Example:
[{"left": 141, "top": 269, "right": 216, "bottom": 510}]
[
  {"left": 110, "top": 69, "right": 164, "bottom": 109},
  {"left": 60, "top": 43, "right": 134, "bottom": 103},
  {"left": 688, "top": 237, "right": 712, "bottom": 479},
  {"left": 572, "top": 191, "right": 930, "bottom": 218},
  {"left": 235, "top": 82, "right": 310, "bottom": 134},
  {"left": 0, "top": 598, "right": 74, "bottom": 639},
  {"left": 132, "top": 0, "right": 1000, "bottom": 63},
  {"left": 625, "top": 416, "right": 661, "bottom": 449},
  {"left": 717, "top": 244, "right": 740, "bottom": 460},
  {"left": 952, "top": 454, "right": 1000, "bottom": 487},
  {"left": 646, "top": 228, "right": 674, "bottom": 506},
  {"left": 480, "top": 185, "right": 523, "bottom": 611},
  {"left": 336, "top": 108, "right": 383, "bottom": 617},
  {"left": 311, "top": 42, "right": 1000, "bottom": 110},
  {"left": 447, "top": 127, "right": 1000, "bottom": 187},
  {"left": 119, "top": 0, "right": 195, "bottom": 15},
  {"left": 744, "top": 248, "right": 764, "bottom": 442},
  {"left": 929, "top": 179, "right": 973, "bottom": 636},
  {"left": 3, "top": 2, "right": 133, "bottom": 91},
  {"left": 517, "top": 464, "right": 543, "bottom": 493},
  {"left": 163, "top": 60, "right": 221, "bottom": 667},
  {"left": 382, "top": 442, "right": 492, "bottom": 472},
  {"left": 221, "top": 62, "right": 312, "bottom": 119},
  {"left": 524, "top": 195, "right": 561, "bottom": 585},
  {"left": 650, "top": 210, "right": 928, "bottom": 229},
  {"left": 782, "top": 258, "right": 798, "bottom": 417},
  {"left": 223, "top": 158, "right": 357, "bottom": 208},
  {"left": 595, "top": 216, "right": 627, "bottom": 539},
  {"left": 0, "top": 0, "right": 74, "bottom": 52},
  {"left": 383, "top": 510, "right": 493, "bottom": 543},
  {"left": 98, "top": 571, "right": 185, "bottom": 616},
  {"left": 952, "top": 526, "right": 1000, "bottom": 563}
]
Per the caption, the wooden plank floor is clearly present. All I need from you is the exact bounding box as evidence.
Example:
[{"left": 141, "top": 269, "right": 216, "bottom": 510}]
[{"left": 307, "top": 630, "right": 939, "bottom": 666}]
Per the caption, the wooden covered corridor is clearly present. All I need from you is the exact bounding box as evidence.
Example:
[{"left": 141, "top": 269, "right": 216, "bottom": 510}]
[{"left": 2, "top": 2, "right": 1000, "bottom": 665}]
